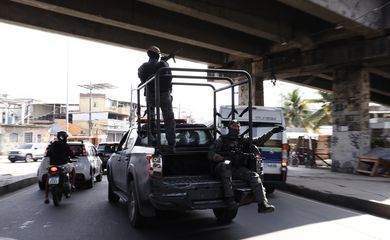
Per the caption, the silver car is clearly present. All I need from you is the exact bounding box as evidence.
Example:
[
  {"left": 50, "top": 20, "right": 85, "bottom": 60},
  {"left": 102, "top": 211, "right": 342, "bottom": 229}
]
[{"left": 37, "top": 141, "right": 103, "bottom": 190}]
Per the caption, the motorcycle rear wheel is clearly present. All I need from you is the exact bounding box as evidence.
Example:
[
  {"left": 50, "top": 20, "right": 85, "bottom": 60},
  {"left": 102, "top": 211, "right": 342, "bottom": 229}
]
[{"left": 51, "top": 188, "right": 62, "bottom": 206}]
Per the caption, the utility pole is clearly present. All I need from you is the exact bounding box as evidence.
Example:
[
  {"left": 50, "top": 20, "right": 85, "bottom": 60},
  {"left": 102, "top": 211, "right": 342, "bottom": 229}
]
[{"left": 78, "top": 83, "right": 115, "bottom": 137}]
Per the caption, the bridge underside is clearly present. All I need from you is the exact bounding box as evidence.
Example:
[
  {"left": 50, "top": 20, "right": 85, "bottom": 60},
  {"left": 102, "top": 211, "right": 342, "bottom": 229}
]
[{"left": 1, "top": 0, "right": 389, "bottom": 105}]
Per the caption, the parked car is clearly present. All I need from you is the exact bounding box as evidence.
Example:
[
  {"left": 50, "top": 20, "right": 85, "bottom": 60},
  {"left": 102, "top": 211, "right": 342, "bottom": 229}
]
[
  {"left": 97, "top": 142, "right": 119, "bottom": 170},
  {"left": 8, "top": 143, "right": 48, "bottom": 162},
  {"left": 37, "top": 141, "right": 103, "bottom": 190}
]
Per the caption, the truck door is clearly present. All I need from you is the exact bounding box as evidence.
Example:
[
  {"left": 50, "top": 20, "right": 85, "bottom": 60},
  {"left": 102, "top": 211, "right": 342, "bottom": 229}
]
[
  {"left": 116, "top": 129, "right": 138, "bottom": 191},
  {"left": 111, "top": 131, "right": 129, "bottom": 192}
]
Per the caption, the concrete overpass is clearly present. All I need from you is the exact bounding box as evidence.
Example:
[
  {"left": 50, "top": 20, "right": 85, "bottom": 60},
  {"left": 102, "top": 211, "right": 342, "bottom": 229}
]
[{"left": 1, "top": 0, "right": 390, "bottom": 172}]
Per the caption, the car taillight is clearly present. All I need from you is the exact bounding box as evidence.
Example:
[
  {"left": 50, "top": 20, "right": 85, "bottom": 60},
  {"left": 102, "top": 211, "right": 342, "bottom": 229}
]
[
  {"left": 282, "top": 144, "right": 288, "bottom": 167},
  {"left": 82, "top": 147, "right": 87, "bottom": 156},
  {"left": 146, "top": 154, "right": 162, "bottom": 176}
]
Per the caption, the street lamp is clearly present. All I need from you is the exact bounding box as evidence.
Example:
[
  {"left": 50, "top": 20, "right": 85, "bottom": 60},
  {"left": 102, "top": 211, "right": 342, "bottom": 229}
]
[{"left": 78, "top": 83, "right": 116, "bottom": 137}]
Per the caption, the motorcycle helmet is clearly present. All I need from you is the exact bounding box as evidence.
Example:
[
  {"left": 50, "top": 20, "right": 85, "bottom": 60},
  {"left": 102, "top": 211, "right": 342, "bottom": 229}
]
[{"left": 57, "top": 131, "right": 69, "bottom": 141}]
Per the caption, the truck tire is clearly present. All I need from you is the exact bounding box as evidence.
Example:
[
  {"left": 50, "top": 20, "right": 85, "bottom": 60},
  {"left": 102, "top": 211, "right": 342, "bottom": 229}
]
[
  {"left": 128, "top": 180, "right": 144, "bottom": 228},
  {"left": 108, "top": 173, "right": 119, "bottom": 203},
  {"left": 212, "top": 207, "right": 238, "bottom": 224},
  {"left": 265, "top": 185, "right": 275, "bottom": 194}
]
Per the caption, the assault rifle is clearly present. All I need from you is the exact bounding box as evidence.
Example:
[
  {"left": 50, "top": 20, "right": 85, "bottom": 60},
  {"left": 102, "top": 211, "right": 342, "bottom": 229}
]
[{"left": 160, "top": 48, "right": 183, "bottom": 63}]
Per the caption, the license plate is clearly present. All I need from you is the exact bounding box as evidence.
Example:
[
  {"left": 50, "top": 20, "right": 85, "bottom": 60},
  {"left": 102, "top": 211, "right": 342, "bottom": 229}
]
[
  {"left": 48, "top": 176, "right": 59, "bottom": 184},
  {"left": 9, "top": 156, "right": 15, "bottom": 159},
  {"left": 265, "top": 163, "right": 278, "bottom": 168}
]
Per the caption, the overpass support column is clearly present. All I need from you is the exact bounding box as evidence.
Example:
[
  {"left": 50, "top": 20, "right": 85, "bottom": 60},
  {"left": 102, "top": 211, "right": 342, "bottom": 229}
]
[
  {"left": 239, "top": 61, "right": 264, "bottom": 106},
  {"left": 332, "top": 67, "right": 370, "bottom": 172}
]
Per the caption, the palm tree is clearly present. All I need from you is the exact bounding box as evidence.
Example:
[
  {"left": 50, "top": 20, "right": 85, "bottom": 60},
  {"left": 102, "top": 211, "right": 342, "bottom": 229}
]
[
  {"left": 281, "top": 88, "right": 311, "bottom": 128},
  {"left": 305, "top": 91, "right": 333, "bottom": 131}
]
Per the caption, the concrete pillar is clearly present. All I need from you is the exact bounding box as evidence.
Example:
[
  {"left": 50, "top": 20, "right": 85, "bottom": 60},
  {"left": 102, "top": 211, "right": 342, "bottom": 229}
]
[
  {"left": 238, "top": 61, "right": 264, "bottom": 106},
  {"left": 332, "top": 66, "right": 370, "bottom": 173}
]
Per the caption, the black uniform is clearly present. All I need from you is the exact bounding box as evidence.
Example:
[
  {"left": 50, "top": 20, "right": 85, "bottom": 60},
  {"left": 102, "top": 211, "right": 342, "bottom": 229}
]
[
  {"left": 47, "top": 141, "right": 75, "bottom": 165},
  {"left": 138, "top": 59, "right": 176, "bottom": 146},
  {"left": 209, "top": 132, "right": 272, "bottom": 204},
  {"left": 209, "top": 126, "right": 284, "bottom": 204}
]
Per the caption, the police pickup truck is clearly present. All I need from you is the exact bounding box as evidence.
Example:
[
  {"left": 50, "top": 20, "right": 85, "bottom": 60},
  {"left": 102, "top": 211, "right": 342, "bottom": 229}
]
[{"left": 107, "top": 68, "right": 263, "bottom": 228}]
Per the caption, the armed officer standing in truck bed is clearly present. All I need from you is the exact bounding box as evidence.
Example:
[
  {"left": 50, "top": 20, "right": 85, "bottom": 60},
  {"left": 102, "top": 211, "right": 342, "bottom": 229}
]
[
  {"left": 209, "top": 120, "right": 284, "bottom": 213},
  {"left": 138, "top": 45, "right": 176, "bottom": 151}
]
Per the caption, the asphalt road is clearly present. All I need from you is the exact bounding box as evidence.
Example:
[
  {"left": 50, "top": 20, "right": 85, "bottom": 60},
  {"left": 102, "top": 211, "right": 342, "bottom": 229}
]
[{"left": 0, "top": 177, "right": 388, "bottom": 240}]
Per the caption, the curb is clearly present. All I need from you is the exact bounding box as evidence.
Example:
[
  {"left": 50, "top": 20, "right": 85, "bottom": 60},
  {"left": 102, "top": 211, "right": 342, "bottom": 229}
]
[
  {"left": 0, "top": 176, "right": 38, "bottom": 197},
  {"left": 276, "top": 183, "right": 390, "bottom": 220}
]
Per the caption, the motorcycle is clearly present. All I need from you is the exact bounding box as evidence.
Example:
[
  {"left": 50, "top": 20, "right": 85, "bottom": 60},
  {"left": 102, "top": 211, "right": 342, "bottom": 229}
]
[{"left": 47, "top": 165, "right": 71, "bottom": 206}]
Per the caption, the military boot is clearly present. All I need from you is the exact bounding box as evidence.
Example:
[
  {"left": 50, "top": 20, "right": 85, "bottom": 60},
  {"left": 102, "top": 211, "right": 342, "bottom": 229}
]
[{"left": 258, "top": 201, "right": 275, "bottom": 213}]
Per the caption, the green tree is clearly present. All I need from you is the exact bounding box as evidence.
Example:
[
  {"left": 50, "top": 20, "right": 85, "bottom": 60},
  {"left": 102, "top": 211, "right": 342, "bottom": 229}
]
[
  {"left": 281, "top": 88, "right": 311, "bottom": 128},
  {"left": 306, "top": 91, "right": 333, "bottom": 131}
]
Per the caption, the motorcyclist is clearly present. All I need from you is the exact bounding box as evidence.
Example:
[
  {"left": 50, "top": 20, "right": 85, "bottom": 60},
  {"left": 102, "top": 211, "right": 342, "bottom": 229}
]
[
  {"left": 44, "top": 131, "right": 76, "bottom": 204},
  {"left": 138, "top": 45, "right": 176, "bottom": 152},
  {"left": 209, "top": 120, "right": 284, "bottom": 213}
]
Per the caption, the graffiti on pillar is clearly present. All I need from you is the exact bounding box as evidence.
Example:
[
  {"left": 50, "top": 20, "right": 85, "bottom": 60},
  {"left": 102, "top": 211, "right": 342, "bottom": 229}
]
[{"left": 349, "top": 132, "right": 360, "bottom": 150}]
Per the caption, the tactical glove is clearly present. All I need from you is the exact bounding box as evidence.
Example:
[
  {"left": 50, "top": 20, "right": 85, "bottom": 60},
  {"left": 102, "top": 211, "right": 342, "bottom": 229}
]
[{"left": 272, "top": 126, "right": 285, "bottom": 133}]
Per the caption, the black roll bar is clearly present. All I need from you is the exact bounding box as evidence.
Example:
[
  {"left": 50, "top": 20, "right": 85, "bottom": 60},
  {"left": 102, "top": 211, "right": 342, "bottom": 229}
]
[{"left": 136, "top": 67, "right": 253, "bottom": 151}]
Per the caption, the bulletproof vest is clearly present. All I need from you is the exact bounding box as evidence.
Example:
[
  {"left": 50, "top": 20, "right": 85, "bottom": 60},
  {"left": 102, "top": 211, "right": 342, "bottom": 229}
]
[
  {"left": 139, "top": 61, "right": 172, "bottom": 96},
  {"left": 220, "top": 135, "right": 242, "bottom": 153}
]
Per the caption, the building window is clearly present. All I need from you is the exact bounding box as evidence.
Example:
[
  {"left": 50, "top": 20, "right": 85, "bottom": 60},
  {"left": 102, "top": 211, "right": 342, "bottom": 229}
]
[
  {"left": 37, "top": 134, "right": 42, "bottom": 143},
  {"left": 93, "top": 102, "right": 98, "bottom": 108},
  {"left": 10, "top": 133, "right": 18, "bottom": 142},
  {"left": 24, "top": 132, "right": 33, "bottom": 143}
]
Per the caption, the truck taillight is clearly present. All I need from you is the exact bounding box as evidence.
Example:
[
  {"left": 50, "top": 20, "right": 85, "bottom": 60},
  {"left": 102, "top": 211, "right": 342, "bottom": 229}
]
[{"left": 146, "top": 154, "right": 162, "bottom": 176}]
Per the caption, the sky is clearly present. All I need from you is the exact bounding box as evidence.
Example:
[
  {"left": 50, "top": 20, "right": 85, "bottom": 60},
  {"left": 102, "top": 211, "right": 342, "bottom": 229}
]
[{"left": 0, "top": 21, "right": 320, "bottom": 122}]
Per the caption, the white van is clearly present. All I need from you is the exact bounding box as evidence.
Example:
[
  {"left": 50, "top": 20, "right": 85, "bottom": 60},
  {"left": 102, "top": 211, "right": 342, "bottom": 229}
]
[
  {"left": 8, "top": 143, "right": 48, "bottom": 162},
  {"left": 218, "top": 105, "right": 288, "bottom": 193}
]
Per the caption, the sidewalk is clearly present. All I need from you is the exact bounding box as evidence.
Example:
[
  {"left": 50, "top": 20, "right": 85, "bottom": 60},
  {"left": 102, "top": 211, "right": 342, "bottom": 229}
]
[
  {"left": 1, "top": 155, "right": 389, "bottom": 219},
  {"left": 277, "top": 165, "right": 390, "bottom": 219},
  {"left": 0, "top": 155, "right": 39, "bottom": 196}
]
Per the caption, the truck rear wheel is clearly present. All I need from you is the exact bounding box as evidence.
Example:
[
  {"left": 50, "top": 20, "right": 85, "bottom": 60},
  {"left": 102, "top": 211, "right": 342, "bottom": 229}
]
[
  {"left": 212, "top": 207, "right": 238, "bottom": 224},
  {"left": 107, "top": 173, "right": 119, "bottom": 203},
  {"left": 128, "top": 181, "right": 144, "bottom": 228},
  {"left": 265, "top": 185, "right": 275, "bottom": 194}
]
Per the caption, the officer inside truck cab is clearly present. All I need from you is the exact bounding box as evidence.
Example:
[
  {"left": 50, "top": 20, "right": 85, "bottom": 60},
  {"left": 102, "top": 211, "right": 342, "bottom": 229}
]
[{"left": 209, "top": 120, "right": 284, "bottom": 213}]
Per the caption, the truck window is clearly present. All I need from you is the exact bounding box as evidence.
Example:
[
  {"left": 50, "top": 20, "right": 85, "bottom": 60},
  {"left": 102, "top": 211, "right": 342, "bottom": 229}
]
[{"left": 116, "top": 131, "right": 129, "bottom": 152}]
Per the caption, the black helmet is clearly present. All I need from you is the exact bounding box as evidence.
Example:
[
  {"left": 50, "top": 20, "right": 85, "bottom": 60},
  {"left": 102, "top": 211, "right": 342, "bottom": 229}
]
[
  {"left": 147, "top": 45, "right": 161, "bottom": 60},
  {"left": 57, "top": 131, "right": 68, "bottom": 141}
]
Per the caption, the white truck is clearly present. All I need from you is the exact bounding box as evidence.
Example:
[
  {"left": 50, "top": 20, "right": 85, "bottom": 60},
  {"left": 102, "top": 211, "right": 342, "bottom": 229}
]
[{"left": 218, "top": 105, "right": 288, "bottom": 193}]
